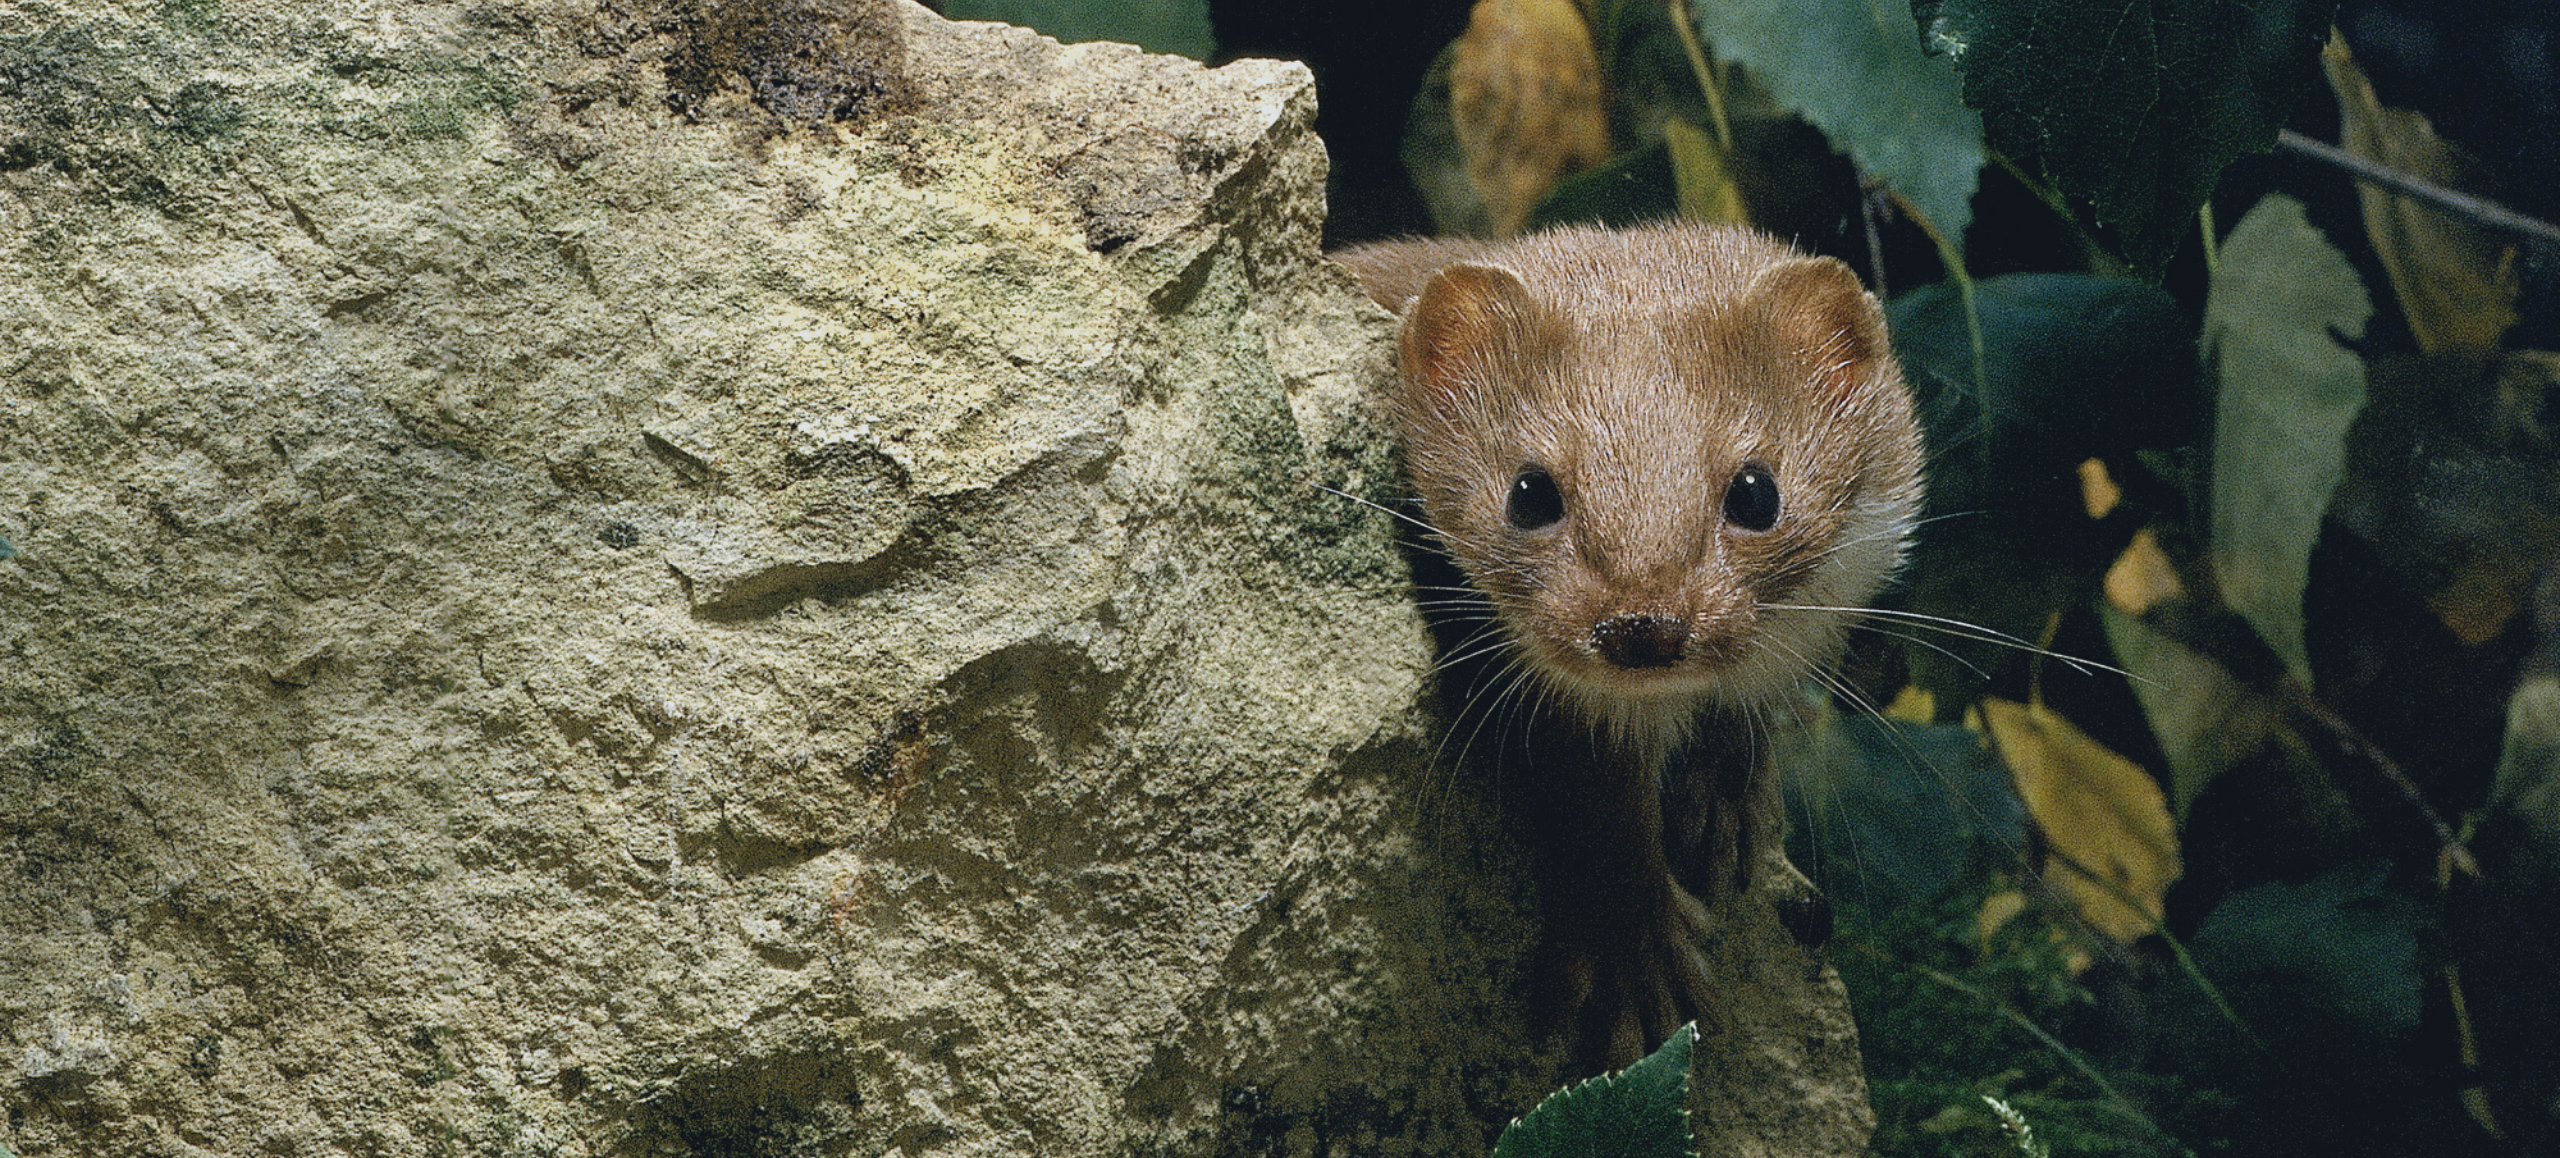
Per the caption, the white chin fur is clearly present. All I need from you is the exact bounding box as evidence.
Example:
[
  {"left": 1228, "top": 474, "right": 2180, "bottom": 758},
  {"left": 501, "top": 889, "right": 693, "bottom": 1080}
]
[{"left": 1553, "top": 682, "right": 1704, "bottom": 767}]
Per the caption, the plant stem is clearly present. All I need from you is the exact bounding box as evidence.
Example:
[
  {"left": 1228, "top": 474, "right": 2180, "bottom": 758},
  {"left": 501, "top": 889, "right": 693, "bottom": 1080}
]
[{"left": 2276, "top": 129, "right": 2560, "bottom": 250}]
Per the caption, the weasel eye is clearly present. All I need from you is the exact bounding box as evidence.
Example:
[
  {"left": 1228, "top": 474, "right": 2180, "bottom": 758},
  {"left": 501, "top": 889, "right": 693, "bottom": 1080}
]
[
  {"left": 1723, "top": 463, "right": 1780, "bottom": 531},
  {"left": 1507, "top": 468, "right": 1564, "bottom": 530}
]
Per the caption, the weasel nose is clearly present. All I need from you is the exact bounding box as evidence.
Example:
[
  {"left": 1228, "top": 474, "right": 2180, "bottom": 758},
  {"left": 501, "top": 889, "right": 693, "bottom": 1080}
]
[{"left": 1592, "top": 614, "right": 1689, "bottom": 669}]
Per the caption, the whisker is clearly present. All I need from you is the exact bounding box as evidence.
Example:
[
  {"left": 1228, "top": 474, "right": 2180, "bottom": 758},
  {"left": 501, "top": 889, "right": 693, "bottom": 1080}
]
[
  {"left": 1309, "top": 481, "right": 1438, "bottom": 537},
  {"left": 1767, "top": 603, "right": 2134, "bottom": 682},
  {"left": 1769, "top": 658, "right": 2036, "bottom": 908},
  {"left": 1408, "top": 598, "right": 1499, "bottom": 616},
  {"left": 1444, "top": 652, "right": 1543, "bottom": 777},
  {"left": 1431, "top": 620, "right": 1520, "bottom": 673},
  {"left": 1844, "top": 621, "right": 1999, "bottom": 682}
]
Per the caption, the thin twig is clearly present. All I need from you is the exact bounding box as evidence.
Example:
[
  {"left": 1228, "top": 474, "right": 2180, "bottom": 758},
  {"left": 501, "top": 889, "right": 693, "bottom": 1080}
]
[
  {"left": 2276, "top": 129, "right": 2560, "bottom": 250},
  {"left": 2135, "top": 535, "right": 2482, "bottom": 876},
  {"left": 2276, "top": 677, "right": 2482, "bottom": 876}
]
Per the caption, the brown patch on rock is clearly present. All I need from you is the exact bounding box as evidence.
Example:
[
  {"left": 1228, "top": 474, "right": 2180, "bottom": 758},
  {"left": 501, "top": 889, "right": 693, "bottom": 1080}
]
[{"left": 663, "top": 0, "right": 910, "bottom": 130}]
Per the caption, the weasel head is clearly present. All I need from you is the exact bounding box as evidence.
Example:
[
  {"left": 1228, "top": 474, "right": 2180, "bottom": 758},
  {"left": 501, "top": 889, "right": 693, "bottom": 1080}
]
[{"left": 1387, "top": 225, "right": 1925, "bottom": 746}]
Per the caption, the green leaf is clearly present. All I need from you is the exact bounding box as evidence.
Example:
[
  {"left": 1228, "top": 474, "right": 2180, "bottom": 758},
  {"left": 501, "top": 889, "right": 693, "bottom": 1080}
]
[
  {"left": 1688, "top": 0, "right": 1982, "bottom": 245},
  {"left": 1882, "top": 274, "right": 2194, "bottom": 710},
  {"left": 1662, "top": 117, "right": 1750, "bottom": 225},
  {"left": 940, "top": 0, "right": 1214, "bottom": 60},
  {"left": 2186, "top": 859, "right": 2425, "bottom": 1054},
  {"left": 1888, "top": 273, "right": 2197, "bottom": 523},
  {"left": 1913, "top": 0, "right": 2333, "bottom": 275},
  {"left": 1590, "top": 0, "right": 1715, "bottom": 137},
  {"left": 1491, "top": 1023, "right": 1697, "bottom": 1158},
  {"left": 2100, "top": 604, "right": 2250, "bottom": 817},
  {"left": 2495, "top": 675, "right": 2560, "bottom": 816},
  {"left": 1782, "top": 710, "right": 2026, "bottom": 912},
  {"left": 2204, "top": 193, "right": 2371, "bottom": 681},
  {"left": 1524, "top": 139, "right": 1682, "bottom": 232}
]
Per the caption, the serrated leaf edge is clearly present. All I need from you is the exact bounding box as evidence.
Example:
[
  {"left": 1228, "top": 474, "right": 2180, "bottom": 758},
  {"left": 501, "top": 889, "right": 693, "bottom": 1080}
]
[{"left": 1489, "top": 1023, "right": 1699, "bottom": 1158}]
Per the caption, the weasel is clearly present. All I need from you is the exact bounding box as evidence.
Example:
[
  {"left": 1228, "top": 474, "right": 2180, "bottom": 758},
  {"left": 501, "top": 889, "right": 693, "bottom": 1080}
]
[{"left": 1333, "top": 222, "right": 1925, "bottom": 1061}]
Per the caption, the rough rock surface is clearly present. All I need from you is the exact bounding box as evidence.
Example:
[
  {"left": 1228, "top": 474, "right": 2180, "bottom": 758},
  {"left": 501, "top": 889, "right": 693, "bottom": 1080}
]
[{"left": 0, "top": 1, "right": 1869, "bottom": 1155}]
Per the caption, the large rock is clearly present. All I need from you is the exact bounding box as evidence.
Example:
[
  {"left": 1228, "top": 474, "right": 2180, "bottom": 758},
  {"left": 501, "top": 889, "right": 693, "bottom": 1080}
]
[{"left": 0, "top": 1, "right": 1867, "bottom": 1154}]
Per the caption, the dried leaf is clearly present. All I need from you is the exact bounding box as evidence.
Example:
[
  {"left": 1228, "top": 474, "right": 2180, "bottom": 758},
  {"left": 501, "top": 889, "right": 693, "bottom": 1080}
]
[
  {"left": 2324, "top": 36, "right": 2520, "bottom": 354},
  {"left": 1979, "top": 697, "right": 2180, "bottom": 941},
  {"left": 1974, "top": 888, "right": 2027, "bottom": 940},
  {"left": 2430, "top": 553, "right": 2533, "bottom": 647},
  {"left": 1452, "top": 0, "right": 1615, "bottom": 235},
  {"left": 2325, "top": 350, "right": 2560, "bottom": 648}
]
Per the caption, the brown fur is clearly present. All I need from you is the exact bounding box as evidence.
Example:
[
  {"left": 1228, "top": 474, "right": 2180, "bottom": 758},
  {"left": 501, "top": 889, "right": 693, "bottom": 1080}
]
[{"left": 1334, "top": 221, "right": 1925, "bottom": 1060}]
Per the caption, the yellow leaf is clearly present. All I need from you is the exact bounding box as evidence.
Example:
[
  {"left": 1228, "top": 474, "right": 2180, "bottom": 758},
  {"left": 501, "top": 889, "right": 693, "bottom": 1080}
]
[
  {"left": 2102, "top": 528, "right": 2182, "bottom": 617},
  {"left": 1980, "top": 698, "right": 2181, "bottom": 943},
  {"left": 1886, "top": 685, "right": 1935, "bottom": 724},
  {"left": 1664, "top": 116, "right": 1750, "bottom": 226},
  {"left": 2323, "top": 35, "right": 2520, "bottom": 353},
  {"left": 2078, "top": 456, "right": 2120, "bottom": 520},
  {"left": 1975, "top": 888, "right": 2026, "bottom": 939},
  {"left": 1450, "top": 0, "right": 1613, "bottom": 236}
]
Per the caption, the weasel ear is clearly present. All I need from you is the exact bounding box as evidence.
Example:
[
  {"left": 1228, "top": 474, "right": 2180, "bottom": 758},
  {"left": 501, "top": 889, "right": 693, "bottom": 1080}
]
[
  {"left": 1743, "top": 255, "right": 1894, "bottom": 401},
  {"left": 1401, "top": 263, "right": 1538, "bottom": 417}
]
